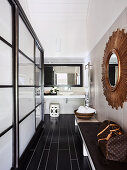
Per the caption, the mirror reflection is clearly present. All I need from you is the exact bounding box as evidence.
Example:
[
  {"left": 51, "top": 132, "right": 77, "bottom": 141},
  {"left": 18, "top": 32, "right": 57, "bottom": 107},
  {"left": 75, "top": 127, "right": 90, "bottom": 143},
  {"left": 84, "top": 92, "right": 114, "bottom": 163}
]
[
  {"left": 44, "top": 65, "right": 82, "bottom": 86},
  {"left": 108, "top": 53, "right": 118, "bottom": 87}
]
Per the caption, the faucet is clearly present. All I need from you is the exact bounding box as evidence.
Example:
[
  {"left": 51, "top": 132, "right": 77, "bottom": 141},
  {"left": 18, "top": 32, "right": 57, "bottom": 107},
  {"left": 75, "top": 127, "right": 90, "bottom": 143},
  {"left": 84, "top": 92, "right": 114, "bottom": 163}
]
[
  {"left": 64, "top": 86, "right": 71, "bottom": 91},
  {"left": 68, "top": 87, "right": 71, "bottom": 91}
]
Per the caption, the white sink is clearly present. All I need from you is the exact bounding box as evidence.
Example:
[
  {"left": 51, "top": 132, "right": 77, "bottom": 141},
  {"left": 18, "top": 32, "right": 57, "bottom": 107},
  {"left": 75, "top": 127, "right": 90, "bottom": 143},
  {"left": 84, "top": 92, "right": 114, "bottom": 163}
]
[{"left": 59, "top": 91, "right": 74, "bottom": 95}]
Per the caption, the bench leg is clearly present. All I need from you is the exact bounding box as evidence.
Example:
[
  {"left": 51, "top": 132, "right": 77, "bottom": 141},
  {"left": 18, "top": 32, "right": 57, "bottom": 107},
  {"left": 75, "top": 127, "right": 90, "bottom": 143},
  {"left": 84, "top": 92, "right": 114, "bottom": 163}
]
[
  {"left": 83, "top": 142, "right": 88, "bottom": 156},
  {"left": 75, "top": 119, "right": 77, "bottom": 126}
]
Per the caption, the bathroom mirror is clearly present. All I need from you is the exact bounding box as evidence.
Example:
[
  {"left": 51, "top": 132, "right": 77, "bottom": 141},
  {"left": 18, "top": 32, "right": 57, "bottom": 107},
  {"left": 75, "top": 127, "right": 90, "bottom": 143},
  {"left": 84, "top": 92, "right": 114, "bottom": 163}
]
[
  {"left": 44, "top": 64, "right": 83, "bottom": 87},
  {"left": 108, "top": 52, "right": 119, "bottom": 87},
  {"left": 102, "top": 29, "right": 127, "bottom": 109}
]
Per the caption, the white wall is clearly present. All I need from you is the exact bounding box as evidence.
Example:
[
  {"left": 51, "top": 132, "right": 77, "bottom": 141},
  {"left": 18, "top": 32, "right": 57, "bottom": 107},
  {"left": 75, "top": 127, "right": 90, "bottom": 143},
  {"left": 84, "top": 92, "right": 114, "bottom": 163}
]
[
  {"left": 86, "top": 0, "right": 127, "bottom": 54},
  {"left": 89, "top": 7, "right": 127, "bottom": 131}
]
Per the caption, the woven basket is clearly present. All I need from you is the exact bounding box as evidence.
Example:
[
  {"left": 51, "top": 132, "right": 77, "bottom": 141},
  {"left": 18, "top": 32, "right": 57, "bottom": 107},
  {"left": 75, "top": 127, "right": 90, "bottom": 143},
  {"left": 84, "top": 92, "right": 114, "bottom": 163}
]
[{"left": 74, "top": 110, "right": 95, "bottom": 119}]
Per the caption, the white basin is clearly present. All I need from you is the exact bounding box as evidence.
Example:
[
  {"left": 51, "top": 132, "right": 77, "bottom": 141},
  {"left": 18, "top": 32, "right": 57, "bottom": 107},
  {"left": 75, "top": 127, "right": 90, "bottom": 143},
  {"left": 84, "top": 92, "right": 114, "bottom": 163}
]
[{"left": 59, "top": 91, "right": 74, "bottom": 95}]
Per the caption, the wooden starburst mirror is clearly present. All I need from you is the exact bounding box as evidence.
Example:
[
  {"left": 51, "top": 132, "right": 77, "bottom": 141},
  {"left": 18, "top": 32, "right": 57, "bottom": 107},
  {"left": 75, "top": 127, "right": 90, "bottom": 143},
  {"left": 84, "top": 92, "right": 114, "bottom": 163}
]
[{"left": 102, "top": 29, "right": 127, "bottom": 109}]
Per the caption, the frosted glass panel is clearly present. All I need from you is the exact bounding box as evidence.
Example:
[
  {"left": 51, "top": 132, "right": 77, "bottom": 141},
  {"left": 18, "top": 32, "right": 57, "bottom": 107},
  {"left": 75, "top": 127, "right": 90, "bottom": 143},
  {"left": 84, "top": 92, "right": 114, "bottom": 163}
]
[
  {"left": 0, "top": 0, "right": 12, "bottom": 43},
  {"left": 19, "top": 53, "right": 34, "bottom": 86},
  {"left": 36, "top": 105, "right": 42, "bottom": 127},
  {"left": 0, "top": 130, "right": 12, "bottom": 170},
  {"left": 35, "top": 45, "right": 41, "bottom": 67},
  {"left": 0, "top": 40, "right": 12, "bottom": 85},
  {"left": 19, "top": 112, "right": 35, "bottom": 157},
  {"left": 35, "top": 87, "right": 41, "bottom": 106},
  {"left": 19, "top": 87, "right": 35, "bottom": 120},
  {"left": 0, "top": 88, "right": 13, "bottom": 133},
  {"left": 19, "top": 17, "right": 34, "bottom": 60},
  {"left": 35, "top": 67, "right": 41, "bottom": 86}
]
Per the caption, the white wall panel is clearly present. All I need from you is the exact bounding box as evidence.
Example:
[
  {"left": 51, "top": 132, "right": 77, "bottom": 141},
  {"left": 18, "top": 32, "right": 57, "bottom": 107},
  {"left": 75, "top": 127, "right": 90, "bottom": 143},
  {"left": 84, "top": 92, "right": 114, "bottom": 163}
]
[
  {"left": 35, "top": 45, "right": 41, "bottom": 67},
  {"left": 19, "top": 53, "right": 34, "bottom": 86},
  {"left": 19, "top": 112, "right": 35, "bottom": 157},
  {"left": 36, "top": 105, "right": 42, "bottom": 127},
  {"left": 0, "top": 88, "right": 13, "bottom": 133},
  {"left": 0, "top": 41, "right": 12, "bottom": 85},
  {"left": 0, "top": 0, "right": 12, "bottom": 43},
  {"left": 0, "top": 130, "right": 12, "bottom": 170},
  {"left": 19, "top": 17, "right": 34, "bottom": 60},
  {"left": 19, "top": 87, "right": 35, "bottom": 120},
  {"left": 35, "top": 87, "right": 41, "bottom": 106}
]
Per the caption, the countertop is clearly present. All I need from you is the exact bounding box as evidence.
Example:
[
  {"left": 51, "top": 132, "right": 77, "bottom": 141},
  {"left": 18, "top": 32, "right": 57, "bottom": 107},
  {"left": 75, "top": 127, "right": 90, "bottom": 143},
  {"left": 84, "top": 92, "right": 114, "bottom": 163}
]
[{"left": 44, "top": 94, "right": 85, "bottom": 99}]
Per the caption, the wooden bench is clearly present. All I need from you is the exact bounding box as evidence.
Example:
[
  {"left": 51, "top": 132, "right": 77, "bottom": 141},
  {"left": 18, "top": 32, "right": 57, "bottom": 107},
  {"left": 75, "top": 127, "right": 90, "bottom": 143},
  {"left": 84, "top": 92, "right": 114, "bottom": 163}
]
[{"left": 76, "top": 119, "right": 127, "bottom": 170}]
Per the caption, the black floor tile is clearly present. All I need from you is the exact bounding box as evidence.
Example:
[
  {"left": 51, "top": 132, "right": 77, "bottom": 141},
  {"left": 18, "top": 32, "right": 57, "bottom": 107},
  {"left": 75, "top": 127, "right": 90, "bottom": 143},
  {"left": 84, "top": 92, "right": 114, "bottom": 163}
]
[
  {"left": 18, "top": 114, "right": 91, "bottom": 170},
  {"left": 71, "top": 160, "right": 79, "bottom": 170},
  {"left": 52, "top": 129, "right": 59, "bottom": 143},
  {"left": 27, "top": 124, "right": 50, "bottom": 170},
  {"left": 57, "top": 150, "right": 71, "bottom": 170},
  {"left": 46, "top": 143, "right": 58, "bottom": 170},
  {"left": 38, "top": 150, "right": 49, "bottom": 170},
  {"left": 45, "top": 128, "right": 53, "bottom": 149},
  {"left": 69, "top": 137, "right": 77, "bottom": 159},
  {"left": 59, "top": 137, "right": 69, "bottom": 150}
]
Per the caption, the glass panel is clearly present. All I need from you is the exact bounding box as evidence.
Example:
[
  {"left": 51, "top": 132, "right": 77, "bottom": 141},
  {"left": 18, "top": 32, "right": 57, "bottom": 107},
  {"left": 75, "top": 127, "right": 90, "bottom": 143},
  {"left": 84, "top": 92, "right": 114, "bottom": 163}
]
[
  {"left": 35, "top": 87, "right": 41, "bottom": 106},
  {"left": 19, "top": 87, "right": 35, "bottom": 120},
  {"left": 35, "top": 67, "right": 41, "bottom": 86},
  {"left": 36, "top": 105, "right": 42, "bottom": 127},
  {"left": 19, "top": 112, "right": 35, "bottom": 157},
  {"left": 19, "top": 53, "right": 34, "bottom": 86},
  {"left": 0, "top": 130, "right": 12, "bottom": 170},
  {"left": 0, "top": 88, "right": 13, "bottom": 133},
  {"left": 0, "top": 40, "right": 12, "bottom": 85},
  {"left": 0, "top": 0, "right": 12, "bottom": 44},
  {"left": 35, "top": 45, "right": 41, "bottom": 68},
  {"left": 19, "top": 17, "right": 34, "bottom": 60}
]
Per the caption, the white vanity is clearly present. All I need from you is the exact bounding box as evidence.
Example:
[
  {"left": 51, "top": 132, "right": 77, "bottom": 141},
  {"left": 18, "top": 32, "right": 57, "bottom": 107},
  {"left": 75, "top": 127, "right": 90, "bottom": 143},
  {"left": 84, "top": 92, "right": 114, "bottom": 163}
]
[{"left": 44, "top": 93, "right": 85, "bottom": 114}]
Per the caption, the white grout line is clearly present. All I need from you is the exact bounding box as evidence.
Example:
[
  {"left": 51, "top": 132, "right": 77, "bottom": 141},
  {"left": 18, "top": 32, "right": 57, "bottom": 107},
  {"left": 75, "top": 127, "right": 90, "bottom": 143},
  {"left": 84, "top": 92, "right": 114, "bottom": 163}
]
[
  {"left": 56, "top": 118, "right": 60, "bottom": 170},
  {"left": 37, "top": 123, "right": 52, "bottom": 170},
  {"left": 26, "top": 121, "right": 48, "bottom": 170},
  {"left": 44, "top": 126, "right": 55, "bottom": 170},
  {"left": 67, "top": 124, "right": 73, "bottom": 170},
  {"left": 69, "top": 120, "right": 81, "bottom": 170}
]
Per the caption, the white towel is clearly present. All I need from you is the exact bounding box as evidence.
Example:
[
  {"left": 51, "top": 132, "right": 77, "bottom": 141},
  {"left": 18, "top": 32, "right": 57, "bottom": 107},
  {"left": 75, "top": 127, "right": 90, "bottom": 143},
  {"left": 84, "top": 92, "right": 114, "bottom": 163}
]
[{"left": 77, "top": 106, "right": 96, "bottom": 114}]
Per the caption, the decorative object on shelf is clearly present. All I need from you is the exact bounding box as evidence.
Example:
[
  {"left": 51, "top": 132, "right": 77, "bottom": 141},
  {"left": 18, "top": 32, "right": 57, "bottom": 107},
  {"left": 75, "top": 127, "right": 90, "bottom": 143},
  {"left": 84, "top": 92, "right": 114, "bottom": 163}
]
[
  {"left": 50, "top": 86, "right": 59, "bottom": 94},
  {"left": 74, "top": 106, "right": 96, "bottom": 119},
  {"left": 102, "top": 29, "right": 127, "bottom": 109}
]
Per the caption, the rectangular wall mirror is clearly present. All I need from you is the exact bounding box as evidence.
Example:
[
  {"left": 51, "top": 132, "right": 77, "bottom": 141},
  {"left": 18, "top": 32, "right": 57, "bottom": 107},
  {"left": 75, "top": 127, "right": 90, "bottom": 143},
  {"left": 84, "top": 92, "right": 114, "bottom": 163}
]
[{"left": 44, "top": 64, "right": 83, "bottom": 87}]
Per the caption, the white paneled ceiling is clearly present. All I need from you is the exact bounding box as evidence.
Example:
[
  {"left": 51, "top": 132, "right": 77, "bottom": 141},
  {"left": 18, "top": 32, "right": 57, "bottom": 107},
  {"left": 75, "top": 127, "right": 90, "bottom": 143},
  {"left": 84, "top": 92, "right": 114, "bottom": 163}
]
[
  {"left": 28, "top": 0, "right": 88, "bottom": 14},
  {"left": 20, "top": 0, "right": 90, "bottom": 60},
  {"left": 19, "top": 0, "right": 127, "bottom": 61}
]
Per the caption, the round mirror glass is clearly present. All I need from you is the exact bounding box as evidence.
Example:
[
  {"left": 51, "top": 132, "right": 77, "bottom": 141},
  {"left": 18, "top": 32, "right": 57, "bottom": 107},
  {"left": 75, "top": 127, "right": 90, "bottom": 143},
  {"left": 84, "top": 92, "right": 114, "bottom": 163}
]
[{"left": 108, "top": 53, "right": 119, "bottom": 87}]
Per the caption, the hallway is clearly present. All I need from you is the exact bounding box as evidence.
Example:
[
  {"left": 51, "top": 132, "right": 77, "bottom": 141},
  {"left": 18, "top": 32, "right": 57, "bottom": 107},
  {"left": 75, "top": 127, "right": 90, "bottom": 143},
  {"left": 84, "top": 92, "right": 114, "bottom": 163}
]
[{"left": 18, "top": 115, "right": 91, "bottom": 170}]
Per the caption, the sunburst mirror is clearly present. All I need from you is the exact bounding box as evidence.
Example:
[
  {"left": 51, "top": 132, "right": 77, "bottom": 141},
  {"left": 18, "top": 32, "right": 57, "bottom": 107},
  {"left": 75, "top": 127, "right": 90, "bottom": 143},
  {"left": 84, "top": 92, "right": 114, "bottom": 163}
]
[{"left": 102, "top": 29, "right": 127, "bottom": 109}]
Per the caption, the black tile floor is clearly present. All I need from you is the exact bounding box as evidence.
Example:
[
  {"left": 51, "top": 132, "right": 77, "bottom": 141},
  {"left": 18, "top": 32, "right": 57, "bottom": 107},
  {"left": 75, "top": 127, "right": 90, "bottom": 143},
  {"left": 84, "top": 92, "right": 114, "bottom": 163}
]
[{"left": 18, "top": 114, "right": 91, "bottom": 170}]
